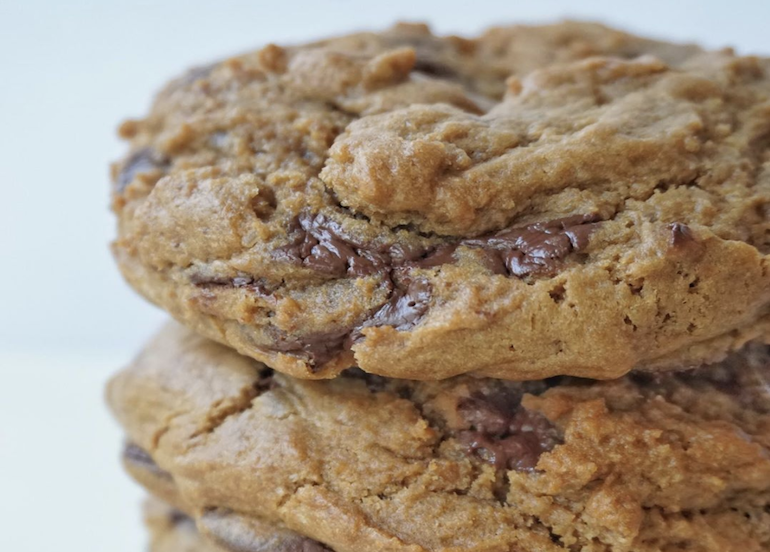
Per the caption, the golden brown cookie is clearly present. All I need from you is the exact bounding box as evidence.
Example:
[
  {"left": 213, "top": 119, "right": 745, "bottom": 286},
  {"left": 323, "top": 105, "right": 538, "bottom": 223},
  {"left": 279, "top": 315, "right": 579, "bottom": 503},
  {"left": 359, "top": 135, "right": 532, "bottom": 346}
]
[
  {"left": 111, "top": 21, "right": 769, "bottom": 381},
  {"left": 109, "top": 324, "right": 770, "bottom": 552}
]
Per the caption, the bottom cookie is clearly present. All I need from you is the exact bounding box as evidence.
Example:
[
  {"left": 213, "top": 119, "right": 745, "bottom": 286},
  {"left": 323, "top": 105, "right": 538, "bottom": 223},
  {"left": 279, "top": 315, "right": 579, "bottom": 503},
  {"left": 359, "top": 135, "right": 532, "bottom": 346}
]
[{"left": 111, "top": 323, "right": 770, "bottom": 552}]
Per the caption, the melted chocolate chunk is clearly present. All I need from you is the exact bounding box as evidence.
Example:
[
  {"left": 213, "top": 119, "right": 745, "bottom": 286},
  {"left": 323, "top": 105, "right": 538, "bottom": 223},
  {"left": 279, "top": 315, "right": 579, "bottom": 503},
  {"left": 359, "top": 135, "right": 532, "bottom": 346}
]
[
  {"left": 274, "top": 213, "right": 419, "bottom": 278},
  {"left": 361, "top": 277, "right": 431, "bottom": 332},
  {"left": 274, "top": 212, "right": 599, "bottom": 280},
  {"left": 123, "top": 442, "right": 172, "bottom": 479},
  {"left": 456, "top": 389, "right": 562, "bottom": 471},
  {"left": 267, "top": 277, "right": 431, "bottom": 370},
  {"left": 464, "top": 214, "right": 600, "bottom": 277},
  {"left": 116, "top": 148, "right": 169, "bottom": 192},
  {"left": 262, "top": 212, "right": 600, "bottom": 369},
  {"left": 268, "top": 327, "right": 352, "bottom": 370}
]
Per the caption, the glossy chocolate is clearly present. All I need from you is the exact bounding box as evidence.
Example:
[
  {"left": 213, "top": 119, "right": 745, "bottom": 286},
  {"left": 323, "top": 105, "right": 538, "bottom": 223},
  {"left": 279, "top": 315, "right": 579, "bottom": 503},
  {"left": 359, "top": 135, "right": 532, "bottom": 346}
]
[{"left": 456, "top": 389, "right": 562, "bottom": 471}]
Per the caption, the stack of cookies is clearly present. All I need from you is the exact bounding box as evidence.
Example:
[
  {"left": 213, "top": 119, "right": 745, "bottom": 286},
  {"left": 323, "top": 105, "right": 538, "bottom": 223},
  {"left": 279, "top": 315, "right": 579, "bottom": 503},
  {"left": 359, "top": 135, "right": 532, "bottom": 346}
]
[{"left": 107, "top": 21, "right": 770, "bottom": 552}]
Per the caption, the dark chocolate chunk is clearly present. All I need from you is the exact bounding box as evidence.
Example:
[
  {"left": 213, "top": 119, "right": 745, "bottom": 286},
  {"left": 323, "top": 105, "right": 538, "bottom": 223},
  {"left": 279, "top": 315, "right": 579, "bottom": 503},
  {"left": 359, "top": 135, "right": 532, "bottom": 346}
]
[
  {"left": 263, "top": 212, "right": 600, "bottom": 369},
  {"left": 274, "top": 213, "right": 390, "bottom": 278},
  {"left": 265, "top": 277, "right": 430, "bottom": 369},
  {"left": 408, "top": 243, "right": 459, "bottom": 268},
  {"left": 116, "top": 148, "right": 169, "bottom": 193},
  {"left": 464, "top": 214, "right": 600, "bottom": 278},
  {"left": 456, "top": 389, "right": 562, "bottom": 472},
  {"left": 268, "top": 327, "right": 352, "bottom": 371}
]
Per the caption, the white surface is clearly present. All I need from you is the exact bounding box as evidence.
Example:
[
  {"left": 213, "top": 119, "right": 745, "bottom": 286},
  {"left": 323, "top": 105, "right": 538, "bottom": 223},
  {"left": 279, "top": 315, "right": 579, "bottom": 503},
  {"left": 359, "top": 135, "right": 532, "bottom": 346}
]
[{"left": 1, "top": 1, "right": 770, "bottom": 551}]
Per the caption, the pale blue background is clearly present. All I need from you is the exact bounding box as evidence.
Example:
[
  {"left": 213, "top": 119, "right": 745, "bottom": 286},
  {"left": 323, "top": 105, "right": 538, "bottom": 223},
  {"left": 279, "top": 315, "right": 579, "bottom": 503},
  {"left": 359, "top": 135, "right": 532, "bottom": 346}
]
[{"left": 1, "top": 1, "right": 769, "bottom": 550}]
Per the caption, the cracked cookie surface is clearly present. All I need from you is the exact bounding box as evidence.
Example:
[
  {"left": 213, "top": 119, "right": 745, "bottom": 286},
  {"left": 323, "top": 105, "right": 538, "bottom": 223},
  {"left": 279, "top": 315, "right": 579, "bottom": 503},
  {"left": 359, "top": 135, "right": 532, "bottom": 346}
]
[
  {"left": 112, "top": 21, "right": 770, "bottom": 380},
  {"left": 109, "top": 324, "right": 770, "bottom": 552}
]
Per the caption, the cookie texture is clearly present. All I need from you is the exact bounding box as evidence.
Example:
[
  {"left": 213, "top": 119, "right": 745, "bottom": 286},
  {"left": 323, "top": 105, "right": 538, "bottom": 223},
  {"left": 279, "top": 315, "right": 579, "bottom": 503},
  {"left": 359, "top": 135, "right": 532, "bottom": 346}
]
[
  {"left": 109, "top": 324, "right": 770, "bottom": 552},
  {"left": 144, "top": 498, "right": 330, "bottom": 552},
  {"left": 134, "top": 450, "right": 332, "bottom": 552},
  {"left": 112, "top": 21, "right": 770, "bottom": 380},
  {"left": 146, "top": 499, "right": 226, "bottom": 552}
]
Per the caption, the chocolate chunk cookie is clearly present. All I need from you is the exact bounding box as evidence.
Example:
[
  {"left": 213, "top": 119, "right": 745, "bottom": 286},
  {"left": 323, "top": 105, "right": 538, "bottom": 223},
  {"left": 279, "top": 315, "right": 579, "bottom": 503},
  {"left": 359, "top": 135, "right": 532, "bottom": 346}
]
[
  {"left": 109, "top": 324, "right": 770, "bottom": 552},
  {"left": 111, "top": 21, "right": 770, "bottom": 380}
]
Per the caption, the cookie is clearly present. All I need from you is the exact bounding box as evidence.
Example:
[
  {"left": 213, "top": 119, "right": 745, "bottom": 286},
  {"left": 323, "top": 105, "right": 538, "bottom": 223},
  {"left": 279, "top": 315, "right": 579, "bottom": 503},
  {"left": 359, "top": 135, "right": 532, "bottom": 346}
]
[
  {"left": 144, "top": 498, "right": 330, "bottom": 552},
  {"left": 109, "top": 323, "right": 770, "bottom": 552},
  {"left": 112, "top": 22, "right": 770, "bottom": 381}
]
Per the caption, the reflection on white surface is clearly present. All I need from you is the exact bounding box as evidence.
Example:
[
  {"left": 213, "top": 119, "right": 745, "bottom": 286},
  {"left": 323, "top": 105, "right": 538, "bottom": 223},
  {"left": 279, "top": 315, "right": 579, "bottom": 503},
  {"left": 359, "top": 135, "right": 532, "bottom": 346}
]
[{"left": 2, "top": 1, "right": 769, "bottom": 551}]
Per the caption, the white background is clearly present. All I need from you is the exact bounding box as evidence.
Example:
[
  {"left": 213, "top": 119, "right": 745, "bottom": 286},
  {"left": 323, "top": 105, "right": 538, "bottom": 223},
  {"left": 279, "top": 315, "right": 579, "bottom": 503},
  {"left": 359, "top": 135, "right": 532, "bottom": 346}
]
[{"left": 1, "top": 1, "right": 769, "bottom": 550}]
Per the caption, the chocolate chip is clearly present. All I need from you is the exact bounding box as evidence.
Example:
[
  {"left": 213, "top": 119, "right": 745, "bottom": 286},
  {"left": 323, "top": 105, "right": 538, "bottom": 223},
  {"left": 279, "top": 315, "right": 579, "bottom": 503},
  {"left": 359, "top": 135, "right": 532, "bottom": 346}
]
[
  {"left": 276, "top": 212, "right": 598, "bottom": 280},
  {"left": 116, "top": 148, "right": 169, "bottom": 193},
  {"left": 455, "top": 389, "right": 562, "bottom": 472}
]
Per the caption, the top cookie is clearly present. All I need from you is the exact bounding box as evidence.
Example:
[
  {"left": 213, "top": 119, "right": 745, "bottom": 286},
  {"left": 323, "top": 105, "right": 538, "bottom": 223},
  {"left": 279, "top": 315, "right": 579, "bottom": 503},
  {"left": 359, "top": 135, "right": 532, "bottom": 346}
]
[{"left": 112, "top": 21, "right": 770, "bottom": 381}]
